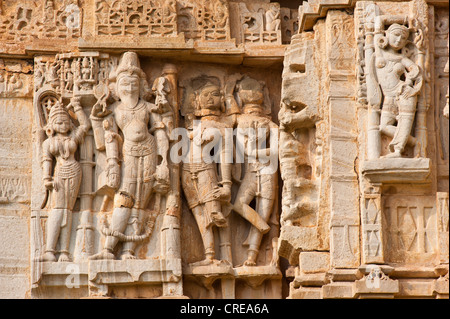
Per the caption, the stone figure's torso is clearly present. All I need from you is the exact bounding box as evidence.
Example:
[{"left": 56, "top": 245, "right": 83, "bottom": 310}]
[
  {"left": 114, "top": 100, "right": 152, "bottom": 144},
  {"left": 376, "top": 53, "right": 406, "bottom": 96}
]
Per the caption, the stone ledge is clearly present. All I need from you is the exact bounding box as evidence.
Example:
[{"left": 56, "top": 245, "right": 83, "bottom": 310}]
[
  {"left": 36, "top": 258, "right": 183, "bottom": 287},
  {"left": 361, "top": 158, "right": 431, "bottom": 184},
  {"left": 293, "top": 272, "right": 329, "bottom": 287},
  {"left": 390, "top": 266, "right": 441, "bottom": 279},
  {"left": 278, "top": 226, "right": 322, "bottom": 265},
  {"left": 89, "top": 258, "right": 182, "bottom": 285},
  {"left": 354, "top": 277, "right": 399, "bottom": 297},
  {"left": 322, "top": 282, "right": 355, "bottom": 299},
  {"left": 297, "top": 0, "right": 447, "bottom": 32}
]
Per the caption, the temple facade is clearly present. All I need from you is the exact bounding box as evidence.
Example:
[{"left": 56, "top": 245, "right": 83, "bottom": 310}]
[{"left": 0, "top": 0, "right": 448, "bottom": 299}]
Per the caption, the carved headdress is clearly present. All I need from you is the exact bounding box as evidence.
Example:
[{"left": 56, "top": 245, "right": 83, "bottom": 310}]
[
  {"left": 387, "top": 23, "right": 410, "bottom": 38},
  {"left": 45, "top": 100, "right": 73, "bottom": 136},
  {"left": 113, "top": 51, "right": 146, "bottom": 81},
  {"left": 191, "top": 77, "right": 225, "bottom": 116},
  {"left": 109, "top": 51, "right": 151, "bottom": 100},
  {"left": 48, "top": 101, "right": 69, "bottom": 123}
]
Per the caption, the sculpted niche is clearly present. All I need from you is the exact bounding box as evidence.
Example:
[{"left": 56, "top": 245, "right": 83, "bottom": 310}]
[
  {"left": 362, "top": 3, "right": 429, "bottom": 161},
  {"left": 29, "top": 48, "right": 283, "bottom": 298},
  {"left": 367, "top": 16, "right": 423, "bottom": 159}
]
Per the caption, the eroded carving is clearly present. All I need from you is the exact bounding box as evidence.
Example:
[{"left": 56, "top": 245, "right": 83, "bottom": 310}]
[
  {"left": 0, "top": 0, "right": 81, "bottom": 44},
  {"left": 94, "top": 0, "right": 178, "bottom": 37},
  {"left": 178, "top": 0, "right": 230, "bottom": 42},
  {"left": 181, "top": 77, "right": 232, "bottom": 266},
  {"left": 239, "top": 2, "right": 281, "bottom": 45},
  {"left": 89, "top": 52, "right": 172, "bottom": 260},
  {"left": 232, "top": 76, "right": 278, "bottom": 266},
  {"left": 38, "top": 97, "right": 91, "bottom": 262},
  {"left": 365, "top": 5, "right": 426, "bottom": 159}
]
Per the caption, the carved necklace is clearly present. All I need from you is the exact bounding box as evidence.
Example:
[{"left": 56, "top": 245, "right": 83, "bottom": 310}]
[
  {"left": 56, "top": 135, "right": 72, "bottom": 160},
  {"left": 118, "top": 99, "right": 143, "bottom": 113}
]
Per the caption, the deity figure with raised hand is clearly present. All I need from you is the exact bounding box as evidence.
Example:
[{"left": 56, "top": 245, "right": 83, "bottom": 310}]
[
  {"left": 233, "top": 76, "right": 278, "bottom": 266},
  {"left": 368, "top": 17, "right": 423, "bottom": 158},
  {"left": 181, "top": 78, "right": 233, "bottom": 266},
  {"left": 39, "top": 97, "right": 91, "bottom": 262},
  {"left": 89, "top": 52, "right": 171, "bottom": 260}
]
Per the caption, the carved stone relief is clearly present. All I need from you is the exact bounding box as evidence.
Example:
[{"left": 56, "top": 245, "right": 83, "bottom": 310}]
[
  {"left": 177, "top": 67, "right": 282, "bottom": 299},
  {"left": 27, "top": 49, "right": 283, "bottom": 298},
  {"left": 384, "top": 195, "right": 438, "bottom": 265},
  {"left": 178, "top": 0, "right": 231, "bottom": 42},
  {"left": 94, "top": 0, "right": 178, "bottom": 37},
  {"left": 238, "top": 2, "right": 282, "bottom": 45},
  {"left": 0, "top": 0, "right": 82, "bottom": 48},
  {"left": 0, "top": 0, "right": 448, "bottom": 300},
  {"left": 360, "top": 2, "right": 428, "bottom": 160}
]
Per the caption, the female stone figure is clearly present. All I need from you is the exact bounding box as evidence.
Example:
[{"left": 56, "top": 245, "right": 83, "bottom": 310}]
[
  {"left": 89, "top": 52, "right": 170, "bottom": 260},
  {"left": 39, "top": 97, "right": 90, "bottom": 262},
  {"left": 233, "top": 76, "right": 277, "bottom": 266},
  {"left": 181, "top": 79, "right": 233, "bottom": 266},
  {"left": 369, "top": 20, "right": 423, "bottom": 158}
]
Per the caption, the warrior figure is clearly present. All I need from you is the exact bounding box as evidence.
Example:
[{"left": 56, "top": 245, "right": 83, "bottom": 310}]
[
  {"left": 181, "top": 79, "right": 233, "bottom": 265},
  {"left": 90, "top": 52, "right": 170, "bottom": 260},
  {"left": 233, "top": 77, "right": 277, "bottom": 266}
]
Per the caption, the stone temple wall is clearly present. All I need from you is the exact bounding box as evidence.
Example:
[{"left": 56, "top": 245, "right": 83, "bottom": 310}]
[{"left": 0, "top": 0, "right": 448, "bottom": 299}]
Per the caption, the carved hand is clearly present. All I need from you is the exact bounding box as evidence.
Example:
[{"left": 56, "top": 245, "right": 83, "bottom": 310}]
[
  {"left": 44, "top": 179, "right": 56, "bottom": 191},
  {"left": 153, "top": 164, "right": 170, "bottom": 194},
  {"left": 91, "top": 99, "right": 111, "bottom": 118},
  {"left": 106, "top": 159, "right": 120, "bottom": 190},
  {"left": 212, "top": 185, "right": 231, "bottom": 203},
  {"left": 399, "top": 84, "right": 417, "bottom": 99}
]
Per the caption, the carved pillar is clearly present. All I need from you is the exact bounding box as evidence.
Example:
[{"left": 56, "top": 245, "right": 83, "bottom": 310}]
[
  {"left": 436, "top": 192, "right": 449, "bottom": 299},
  {"left": 363, "top": 3, "right": 381, "bottom": 160},
  {"left": 326, "top": 10, "right": 360, "bottom": 270},
  {"left": 73, "top": 130, "right": 95, "bottom": 262},
  {"left": 159, "top": 64, "right": 184, "bottom": 297},
  {"left": 412, "top": 0, "right": 431, "bottom": 159},
  {"left": 361, "top": 185, "right": 384, "bottom": 265},
  {"left": 437, "top": 192, "right": 449, "bottom": 264}
]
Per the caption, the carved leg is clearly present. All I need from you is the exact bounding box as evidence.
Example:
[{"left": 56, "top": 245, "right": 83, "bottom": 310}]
[
  {"left": 205, "top": 200, "right": 227, "bottom": 228},
  {"left": 218, "top": 224, "right": 232, "bottom": 264},
  {"left": 380, "top": 111, "right": 416, "bottom": 153},
  {"left": 379, "top": 111, "right": 397, "bottom": 138},
  {"left": 121, "top": 208, "right": 143, "bottom": 260},
  {"left": 58, "top": 209, "right": 72, "bottom": 262},
  {"left": 190, "top": 206, "right": 216, "bottom": 266},
  {"left": 40, "top": 208, "right": 64, "bottom": 262},
  {"left": 90, "top": 207, "right": 131, "bottom": 260},
  {"left": 120, "top": 176, "right": 154, "bottom": 260},
  {"left": 387, "top": 113, "right": 415, "bottom": 157},
  {"left": 198, "top": 169, "right": 227, "bottom": 228},
  {"left": 243, "top": 197, "right": 275, "bottom": 266},
  {"left": 233, "top": 179, "right": 270, "bottom": 234}
]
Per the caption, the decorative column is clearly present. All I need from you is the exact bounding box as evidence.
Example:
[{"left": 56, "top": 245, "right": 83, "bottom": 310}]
[{"left": 323, "top": 10, "right": 361, "bottom": 299}]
